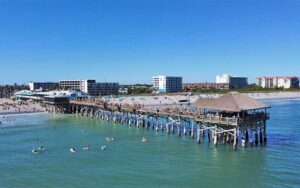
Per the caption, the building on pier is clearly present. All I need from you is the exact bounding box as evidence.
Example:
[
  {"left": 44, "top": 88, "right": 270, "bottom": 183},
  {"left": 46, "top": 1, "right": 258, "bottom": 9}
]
[
  {"left": 43, "top": 96, "right": 70, "bottom": 105},
  {"left": 195, "top": 92, "right": 269, "bottom": 112},
  {"left": 194, "top": 92, "right": 270, "bottom": 147},
  {"left": 43, "top": 96, "right": 70, "bottom": 113},
  {"left": 14, "top": 89, "right": 91, "bottom": 101}
]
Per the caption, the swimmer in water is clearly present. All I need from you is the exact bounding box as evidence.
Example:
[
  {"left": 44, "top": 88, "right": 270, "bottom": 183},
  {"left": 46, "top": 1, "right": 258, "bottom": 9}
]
[
  {"left": 82, "top": 144, "right": 91, "bottom": 150},
  {"left": 70, "top": 147, "right": 76, "bottom": 153},
  {"left": 101, "top": 145, "right": 107, "bottom": 150},
  {"left": 106, "top": 137, "right": 114, "bottom": 142}
]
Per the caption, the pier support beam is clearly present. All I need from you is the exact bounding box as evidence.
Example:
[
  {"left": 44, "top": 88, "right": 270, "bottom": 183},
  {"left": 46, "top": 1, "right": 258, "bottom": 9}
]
[
  {"left": 259, "top": 126, "right": 263, "bottom": 145},
  {"left": 249, "top": 129, "right": 253, "bottom": 145},
  {"left": 263, "top": 121, "right": 267, "bottom": 145},
  {"left": 255, "top": 128, "right": 259, "bottom": 146},
  {"left": 177, "top": 123, "right": 181, "bottom": 137},
  {"left": 155, "top": 115, "right": 159, "bottom": 132},
  {"left": 166, "top": 116, "right": 170, "bottom": 134},
  {"left": 197, "top": 128, "right": 201, "bottom": 144},
  {"left": 146, "top": 114, "right": 149, "bottom": 129},
  {"left": 213, "top": 128, "right": 218, "bottom": 146},
  {"left": 233, "top": 128, "right": 237, "bottom": 149},
  {"left": 191, "top": 121, "right": 194, "bottom": 139},
  {"left": 171, "top": 121, "right": 174, "bottom": 134}
]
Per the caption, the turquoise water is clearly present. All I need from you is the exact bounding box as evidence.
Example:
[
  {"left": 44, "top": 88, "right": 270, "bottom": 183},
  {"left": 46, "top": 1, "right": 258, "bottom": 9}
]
[{"left": 1, "top": 100, "right": 300, "bottom": 188}]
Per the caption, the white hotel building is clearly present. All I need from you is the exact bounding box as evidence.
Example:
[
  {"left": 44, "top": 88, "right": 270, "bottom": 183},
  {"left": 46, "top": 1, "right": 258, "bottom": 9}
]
[
  {"left": 216, "top": 74, "right": 248, "bottom": 89},
  {"left": 256, "top": 76, "right": 299, "bottom": 89},
  {"left": 153, "top": 76, "right": 182, "bottom": 93},
  {"left": 59, "top": 80, "right": 119, "bottom": 96}
]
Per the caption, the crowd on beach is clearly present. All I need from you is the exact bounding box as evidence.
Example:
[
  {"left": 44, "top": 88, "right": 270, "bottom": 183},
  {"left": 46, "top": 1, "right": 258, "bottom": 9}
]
[
  {"left": 92, "top": 92, "right": 300, "bottom": 114},
  {"left": 90, "top": 95, "right": 196, "bottom": 114},
  {"left": 102, "top": 95, "right": 199, "bottom": 106},
  {"left": 0, "top": 99, "right": 45, "bottom": 115}
]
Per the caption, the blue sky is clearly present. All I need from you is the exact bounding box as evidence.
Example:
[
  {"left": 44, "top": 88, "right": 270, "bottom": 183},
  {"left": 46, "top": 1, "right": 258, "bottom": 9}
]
[{"left": 0, "top": 0, "right": 300, "bottom": 85}]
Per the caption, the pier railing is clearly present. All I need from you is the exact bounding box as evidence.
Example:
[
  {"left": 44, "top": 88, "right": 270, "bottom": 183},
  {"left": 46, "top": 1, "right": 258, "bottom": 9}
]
[
  {"left": 70, "top": 100, "right": 269, "bottom": 127},
  {"left": 195, "top": 115, "right": 238, "bottom": 126}
]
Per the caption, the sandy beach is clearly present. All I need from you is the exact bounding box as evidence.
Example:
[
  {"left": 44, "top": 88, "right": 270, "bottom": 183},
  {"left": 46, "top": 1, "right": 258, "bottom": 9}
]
[
  {"left": 103, "top": 91, "right": 300, "bottom": 107},
  {"left": 1, "top": 91, "right": 300, "bottom": 115},
  {"left": 0, "top": 99, "right": 45, "bottom": 116},
  {"left": 245, "top": 92, "right": 300, "bottom": 100}
]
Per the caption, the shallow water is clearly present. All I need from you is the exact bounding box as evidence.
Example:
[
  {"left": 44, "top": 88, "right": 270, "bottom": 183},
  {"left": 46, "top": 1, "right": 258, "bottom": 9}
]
[{"left": 0, "top": 100, "right": 300, "bottom": 188}]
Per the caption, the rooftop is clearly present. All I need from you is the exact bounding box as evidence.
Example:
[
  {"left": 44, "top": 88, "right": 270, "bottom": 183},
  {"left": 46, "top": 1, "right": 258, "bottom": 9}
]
[
  {"left": 194, "top": 92, "right": 270, "bottom": 112},
  {"left": 257, "top": 76, "right": 299, "bottom": 79}
]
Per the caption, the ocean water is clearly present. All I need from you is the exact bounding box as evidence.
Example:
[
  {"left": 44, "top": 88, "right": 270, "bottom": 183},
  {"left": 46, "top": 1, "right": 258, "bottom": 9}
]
[{"left": 0, "top": 100, "right": 300, "bottom": 188}]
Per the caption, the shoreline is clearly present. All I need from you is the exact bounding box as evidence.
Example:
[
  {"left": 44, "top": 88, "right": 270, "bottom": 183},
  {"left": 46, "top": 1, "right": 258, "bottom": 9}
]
[
  {"left": 0, "top": 111, "right": 47, "bottom": 116},
  {"left": 244, "top": 92, "right": 300, "bottom": 100},
  {"left": 257, "top": 96, "right": 300, "bottom": 101}
]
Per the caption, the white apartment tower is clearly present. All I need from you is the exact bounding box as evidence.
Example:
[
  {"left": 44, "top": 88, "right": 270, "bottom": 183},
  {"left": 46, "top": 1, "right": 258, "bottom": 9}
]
[
  {"left": 152, "top": 76, "right": 182, "bottom": 93},
  {"left": 59, "top": 80, "right": 119, "bottom": 96},
  {"left": 216, "top": 74, "right": 248, "bottom": 89},
  {"left": 257, "top": 76, "right": 299, "bottom": 89}
]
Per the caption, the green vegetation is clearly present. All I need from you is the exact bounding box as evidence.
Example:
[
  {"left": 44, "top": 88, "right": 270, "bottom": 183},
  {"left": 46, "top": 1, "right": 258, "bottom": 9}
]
[
  {"left": 120, "top": 84, "right": 153, "bottom": 95},
  {"left": 120, "top": 84, "right": 300, "bottom": 96},
  {"left": 0, "top": 84, "right": 29, "bottom": 98},
  {"left": 189, "top": 84, "right": 300, "bottom": 94},
  {"left": 127, "top": 87, "right": 152, "bottom": 95}
]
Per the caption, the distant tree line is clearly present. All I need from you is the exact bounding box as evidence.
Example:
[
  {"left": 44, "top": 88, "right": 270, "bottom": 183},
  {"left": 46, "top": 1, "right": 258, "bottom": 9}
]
[
  {"left": 120, "top": 84, "right": 153, "bottom": 95},
  {"left": 186, "top": 84, "right": 300, "bottom": 94},
  {"left": 0, "top": 84, "right": 29, "bottom": 98}
]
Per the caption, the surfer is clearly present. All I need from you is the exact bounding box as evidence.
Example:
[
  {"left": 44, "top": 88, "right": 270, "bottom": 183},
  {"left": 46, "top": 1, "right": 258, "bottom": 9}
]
[
  {"left": 141, "top": 137, "right": 148, "bottom": 142},
  {"left": 69, "top": 147, "right": 76, "bottom": 153}
]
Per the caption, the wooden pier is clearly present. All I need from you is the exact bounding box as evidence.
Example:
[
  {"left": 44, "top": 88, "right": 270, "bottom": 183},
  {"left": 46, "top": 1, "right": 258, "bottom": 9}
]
[{"left": 43, "top": 92, "right": 270, "bottom": 148}]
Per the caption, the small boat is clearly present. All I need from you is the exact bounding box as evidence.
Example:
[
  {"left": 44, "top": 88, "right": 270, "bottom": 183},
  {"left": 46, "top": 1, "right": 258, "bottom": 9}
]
[
  {"left": 101, "top": 145, "right": 107, "bottom": 150},
  {"left": 69, "top": 147, "right": 76, "bottom": 153},
  {"left": 32, "top": 149, "right": 39, "bottom": 154}
]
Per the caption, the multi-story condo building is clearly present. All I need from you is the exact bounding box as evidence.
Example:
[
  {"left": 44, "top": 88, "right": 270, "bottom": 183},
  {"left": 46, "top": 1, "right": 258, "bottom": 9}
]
[
  {"left": 89, "top": 83, "right": 119, "bottom": 96},
  {"left": 59, "top": 80, "right": 119, "bottom": 96},
  {"left": 216, "top": 74, "right": 248, "bottom": 89},
  {"left": 59, "top": 80, "right": 96, "bottom": 93},
  {"left": 256, "top": 76, "right": 299, "bottom": 89},
  {"left": 29, "top": 82, "right": 59, "bottom": 91},
  {"left": 153, "top": 76, "right": 182, "bottom": 93},
  {"left": 183, "top": 82, "right": 229, "bottom": 90}
]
